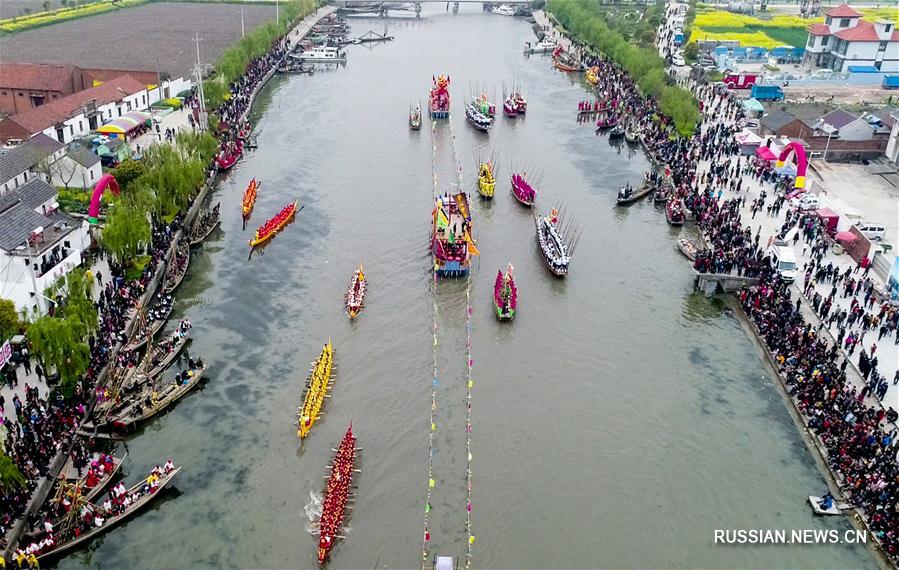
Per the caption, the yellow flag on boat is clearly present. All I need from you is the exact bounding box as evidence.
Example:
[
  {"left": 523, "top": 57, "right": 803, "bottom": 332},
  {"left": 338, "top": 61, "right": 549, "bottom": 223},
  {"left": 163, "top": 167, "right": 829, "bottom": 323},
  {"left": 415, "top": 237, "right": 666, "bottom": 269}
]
[
  {"left": 436, "top": 208, "right": 449, "bottom": 230},
  {"left": 464, "top": 232, "right": 480, "bottom": 256},
  {"left": 429, "top": 478, "right": 436, "bottom": 488}
]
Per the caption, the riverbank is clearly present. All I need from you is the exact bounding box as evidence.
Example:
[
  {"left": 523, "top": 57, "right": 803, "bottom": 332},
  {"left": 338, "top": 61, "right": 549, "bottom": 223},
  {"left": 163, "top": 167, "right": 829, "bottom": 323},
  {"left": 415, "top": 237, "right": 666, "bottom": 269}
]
[
  {"left": 539, "top": 5, "right": 897, "bottom": 567},
  {"left": 1, "top": 5, "right": 336, "bottom": 564}
]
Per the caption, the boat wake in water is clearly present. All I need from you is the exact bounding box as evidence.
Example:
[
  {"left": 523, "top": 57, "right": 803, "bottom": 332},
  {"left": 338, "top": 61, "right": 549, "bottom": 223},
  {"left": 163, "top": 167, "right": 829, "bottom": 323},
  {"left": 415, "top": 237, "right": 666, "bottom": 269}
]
[{"left": 305, "top": 490, "right": 323, "bottom": 533}]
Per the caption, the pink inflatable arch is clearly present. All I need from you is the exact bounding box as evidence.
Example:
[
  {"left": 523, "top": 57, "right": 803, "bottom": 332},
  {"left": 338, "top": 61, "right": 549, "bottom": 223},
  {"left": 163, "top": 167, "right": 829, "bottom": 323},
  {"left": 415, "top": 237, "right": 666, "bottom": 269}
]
[
  {"left": 775, "top": 141, "right": 808, "bottom": 189},
  {"left": 88, "top": 173, "right": 120, "bottom": 223}
]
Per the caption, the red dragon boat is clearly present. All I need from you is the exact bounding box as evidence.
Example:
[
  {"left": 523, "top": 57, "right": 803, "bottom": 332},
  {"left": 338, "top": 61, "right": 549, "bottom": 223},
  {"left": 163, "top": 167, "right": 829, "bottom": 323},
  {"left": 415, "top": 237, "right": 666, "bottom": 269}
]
[
  {"left": 317, "top": 424, "right": 357, "bottom": 566},
  {"left": 494, "top": 263, "right": 517, "bottom": 320},
  {"left": 241, "top": 178, "right": 259, "bottom": 219},
  {"left": 511, "top": 173, "right": 536, "bottom": 206},
  {"left": 249, "top": 201, "right": 299, "bottom": 247},
  {"left": 215, "top": 141, "right": 243, "bottom": 171}
]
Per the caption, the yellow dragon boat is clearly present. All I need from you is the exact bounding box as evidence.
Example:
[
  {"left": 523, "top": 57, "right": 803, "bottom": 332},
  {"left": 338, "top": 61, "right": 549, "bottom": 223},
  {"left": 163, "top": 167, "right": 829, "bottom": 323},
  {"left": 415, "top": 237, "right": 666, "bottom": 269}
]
[
  {"left": 477, "top": 161, "right": 495, "bottom": 198},
  {"left": 297, "top": 340, "right": 334, "bottom": 439}
]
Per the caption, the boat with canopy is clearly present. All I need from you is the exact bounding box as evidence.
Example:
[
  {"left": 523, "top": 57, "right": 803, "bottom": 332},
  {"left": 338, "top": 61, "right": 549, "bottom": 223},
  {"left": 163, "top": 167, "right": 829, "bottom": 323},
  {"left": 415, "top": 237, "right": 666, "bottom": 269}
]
[
  {"left": 429, "top": 75, "right": 451, "bottom": 119},
  {"left": 431, "top": 192, "right": 479, "bottom": 277}
]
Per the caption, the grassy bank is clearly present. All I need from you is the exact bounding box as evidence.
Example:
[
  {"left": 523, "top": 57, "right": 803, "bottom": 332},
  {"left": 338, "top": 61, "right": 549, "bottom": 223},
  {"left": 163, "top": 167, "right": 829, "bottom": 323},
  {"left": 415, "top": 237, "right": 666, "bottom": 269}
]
[{"left": 547, "top": 0, "right": 700, "bottom": 137}]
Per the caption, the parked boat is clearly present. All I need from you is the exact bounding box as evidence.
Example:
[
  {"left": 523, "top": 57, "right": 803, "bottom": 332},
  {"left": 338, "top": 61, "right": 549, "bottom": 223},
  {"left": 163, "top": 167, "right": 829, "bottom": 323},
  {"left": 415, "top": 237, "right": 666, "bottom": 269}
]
[
  {"left": 298, "top": 341, "right": 334, "bottom": 439},
  {"left": 511, "top": 172, "right": 536, "bottom": 206},
  {"left": 477, "top": 161, "right": 496, "bottom": 198},
  {"left": 144, "top": 321, "right": 192, "bottom": 379},
  {"left": 808, "top": 495, "right": 849, "bottom": 516},
  {"left": 105, "top": 362, "right": 207, "bottom": 431},
  {"left": 429, "top": 75, "right": 451, "bottom": 119},
  {"left": 608, "top": 124, "right": 625, "bottom": 139},
  {"left": 242, "top": 178, "right": 259, "bottom": 219},
  {"left": 316, "top": 425, "right": 357, "bottom": 565},
  {"left": 345, "top": 264, "right": 366, "bottom": 318},
  {"left": 296, "top": 46, "right": 346, "bottom": 62},
  {"left": 624, "top": 126, "right": 641, "bottom": 144},
  {"left": 666, "top": 198, "right": 685, "bottom": 225},
  {"left": 409, "top": 103, "right": 422, "bottom": 130},
  {"left": 653, "top": 185, "right": 670, "bottom": 205},
  {"left": 553, "top": 58, "right": 582, "bottom": 72},
  {"left": 491, "top": 4, "right": 515, "bottom": 15},
  {"left": 163, "top": 239, "right": 190, "bottom": 295},
  {"left": 494, "top": 264, "right": 517, "bottom": 320},
  {"left": 33, "top": 465, "right": 181, "bottom": 561},
  {"left": 534, "top": 209, "right": 572, "bottom": 276},
  {"left": 616, "top": 180, "right": 655, "bottom": 205},
  {"left": 189, "top": 203, "right": 221, "bottom": 246},
  {"left": 431, "top": 192, "right": 479, "bottom": 277},
  {"left": 57, "top": 452, "right": 126, "bottom": 503},
  {"left": 596, "top": 114, "right": 619, "bottom": 129},
  {"left": 237, "top": 121, "right": 252, "bottom": 141},
  {"left": 465, "top": 102, "right": 492, "bottom": 132},
  {"left": 215, "top": 141, "right": 242, "bottom": 171},
  {"left": 277, "top": 61, "right": 315, "bottom": 74},
  {"left": 524, "top": 37, "right": 557, "bottom": 54},
  {"left": 124, "top": 295, "right": 174, "bottom": 353},
  {"left": 677, "top": 237, "right": 700, "bottom": 261},
  {"left": 249, "top": 201, "right": 299, "bottom": 247}
]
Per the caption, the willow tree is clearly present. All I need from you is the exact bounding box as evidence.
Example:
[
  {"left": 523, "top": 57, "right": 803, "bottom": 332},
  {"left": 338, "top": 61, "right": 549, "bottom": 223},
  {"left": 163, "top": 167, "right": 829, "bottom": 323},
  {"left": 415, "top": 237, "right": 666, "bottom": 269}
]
[
  {"left": 141, "top": 145, "right": 205, "bottom": 217},
  {"left": 0, "top": 452, "right": 25, "bottom": 490},
  {"left": 27, "top": 313, "right": 91, "bottom": 395},
  {"left": 101, "top": 191, "right": 152, "bottom": 263},
  {"left": 176, "top": 130, "right": 218, "bottom": 164}
]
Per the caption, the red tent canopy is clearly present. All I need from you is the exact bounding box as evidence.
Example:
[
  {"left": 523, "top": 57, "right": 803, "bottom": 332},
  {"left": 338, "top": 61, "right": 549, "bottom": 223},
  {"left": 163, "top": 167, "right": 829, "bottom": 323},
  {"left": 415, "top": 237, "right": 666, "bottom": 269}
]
[
  {"left": 755, "top": 146, "right": 777, "bottom": 160},
  {"left": 835, "top": 231, "right": 857, "bottom": 243}
]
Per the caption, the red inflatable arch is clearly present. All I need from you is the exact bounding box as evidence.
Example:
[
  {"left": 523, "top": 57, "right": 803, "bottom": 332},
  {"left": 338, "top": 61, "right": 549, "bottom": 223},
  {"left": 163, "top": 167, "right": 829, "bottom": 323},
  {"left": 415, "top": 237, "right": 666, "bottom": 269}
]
[
  {"left": 88, "top": 173, "right": 120, "bottom": 224},
  {"left": 775, "top": 141, "right": 808, "bottom": 189}
]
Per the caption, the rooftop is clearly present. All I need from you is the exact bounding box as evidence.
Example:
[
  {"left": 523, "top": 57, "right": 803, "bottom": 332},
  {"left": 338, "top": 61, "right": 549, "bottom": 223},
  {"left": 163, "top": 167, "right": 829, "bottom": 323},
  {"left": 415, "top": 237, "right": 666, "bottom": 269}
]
[
  {"left": 3, "top": 75, "right": 146, "bottom": 136},
  {"left": 834, "top": 21, "right": 899, "bottom": 42},
  {"left": 0, "top": 133, "right": 65, "bottom": 184},
  {"left": 807, "top": 23, "right": 831, "bottom": 36},
  {"left": 0, "top": 178, "right": 78, "bottom": 253},
  {"left": 820, "top": 108, "right": 860, "bottom": 129},
  {"left": 825, "top": 4, "right": 863, "bottom": 18},
  {"left": 0, "top": 63, "right": 79, "bottom": 92},
  {"left": 760, "top": 110, "right": 798, "bottom": 132},
  {"left": 66, "top": 147, "right": 100, "bottom": 168}
]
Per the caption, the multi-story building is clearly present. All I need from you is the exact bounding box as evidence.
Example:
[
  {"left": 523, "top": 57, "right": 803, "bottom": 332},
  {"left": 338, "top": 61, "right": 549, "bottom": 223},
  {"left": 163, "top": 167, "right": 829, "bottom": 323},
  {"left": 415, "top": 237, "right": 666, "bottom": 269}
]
[{"left": 805, "top": 4, "right": 899, "bottom": 72}]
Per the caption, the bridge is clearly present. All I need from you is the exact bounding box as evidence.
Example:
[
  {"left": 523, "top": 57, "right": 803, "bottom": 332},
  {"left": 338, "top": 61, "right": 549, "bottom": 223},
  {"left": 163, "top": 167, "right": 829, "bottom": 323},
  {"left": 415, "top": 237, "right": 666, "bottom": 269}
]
[{"left": 336, "top": 0, "right": 532, "bottom": 16}]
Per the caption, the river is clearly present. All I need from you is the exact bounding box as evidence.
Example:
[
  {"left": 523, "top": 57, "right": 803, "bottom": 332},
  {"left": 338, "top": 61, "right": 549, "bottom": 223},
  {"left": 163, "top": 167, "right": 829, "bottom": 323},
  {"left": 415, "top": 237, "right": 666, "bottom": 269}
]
[{"left": 56, "top": 6, "right": 875, "bottom": 569}]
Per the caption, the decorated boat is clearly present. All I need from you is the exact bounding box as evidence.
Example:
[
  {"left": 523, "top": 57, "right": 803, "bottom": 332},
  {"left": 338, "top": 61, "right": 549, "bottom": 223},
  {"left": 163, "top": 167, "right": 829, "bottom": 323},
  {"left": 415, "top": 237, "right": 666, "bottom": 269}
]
[
  {"left": 56, "top": 452, "right": 126, "bottom": 504},
  {"left": 477, "top": 161, "right": 496, "bottom": 198},
  {"left": 242, "top": 178, "right": 259, "bottom": 219},
  {"left": 189, "top": 203, "right": 221, "bottom": 246},
  {"left": 297, "top": 341, "right": 334, "bottom": 439},
  {"left": 163, "top": 239, "right": 190, "bottom": 295},
  {"left": 502, "top": 96, "right": 517, "bottom": 117},
  {"left": 465, "top": 102, "right": 492, "bottom": 132},
  {"left": 249, "top": 201, "right": 299, "bottom": 247},
  {"left": 345, "top": 264, "right": 366, "bottom": 318},
  {"left": 429, "top": 75, "right": 451, "bottom": 119},
  {"left": 472, "top": 93, "right": 496, "bottom": 118},
  {"left": 511, "top": 172, "right": 536, "bottom": 206},
  {"left": 665, "top": 198, "right": 685, "bottom": 226},
  {"left": 535, "top": 208, "right": 572, "bottom": 276},
  {"left": 32, "top": 464, "right": 180, "bottom": 561},
  {"left": 215, "top": 141, "right": 243, "bottom": 171},
  {"left": 494, "top": 264, "right": 517, "bottom": 320},
  {"left": 431, "top": 192, "right": 479, "bottom": 277},
  {"left": 316, "top": 424, "right": 357, "bottom": 565},
  {"left": 585, "top": 66, "right": 599, "bottom": 85},
  {"left": 409, "top": 103, "right": 422, "bottom": 130},
  {"left": 577, "top": 100, "right": 609, "bottom": 116},
  {"left": 511, "top": 92, "right": 527, "bottom": 114}
]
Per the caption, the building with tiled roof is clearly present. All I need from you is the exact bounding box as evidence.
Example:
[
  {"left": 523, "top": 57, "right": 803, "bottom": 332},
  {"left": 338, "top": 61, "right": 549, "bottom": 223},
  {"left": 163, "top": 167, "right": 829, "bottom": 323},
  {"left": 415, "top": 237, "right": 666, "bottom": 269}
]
[
  {"left": 805, "top": 5, "right": 899, "bottom": 72},
  {"left": 0, "top": 133, "right": 65, "bottom": 195},
  {"left": 0, "top": 63, "right": 92, "bottom": 116},
  {"left": 0, "top": 75, "right": 149, "bottom": 144}
]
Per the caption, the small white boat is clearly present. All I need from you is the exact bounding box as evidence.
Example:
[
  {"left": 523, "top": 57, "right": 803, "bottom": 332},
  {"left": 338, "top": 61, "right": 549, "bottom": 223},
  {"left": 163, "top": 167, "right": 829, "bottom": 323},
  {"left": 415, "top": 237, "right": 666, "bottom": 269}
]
[
  {"left": 297, "top": 46, "right": 346, "bottom": 63},
  {"left": 808, "top": 495, "right": 848, "bottom": 516},
  {"left": 492, "top": 4, "right": 515, "bottom": 16},
  {"left": 525, "top": 37, "right": 557, "bottom": 54}
]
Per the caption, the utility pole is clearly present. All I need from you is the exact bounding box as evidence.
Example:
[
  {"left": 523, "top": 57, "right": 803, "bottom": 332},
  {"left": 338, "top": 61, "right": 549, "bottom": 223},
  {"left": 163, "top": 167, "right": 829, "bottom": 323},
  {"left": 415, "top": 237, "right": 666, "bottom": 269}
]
[
  {"left": 241, "top": 5, "right": 245, "bottom": 37},
  {"left": 194, "top": 32, "right": 207, "bottom": 132},
  {"left": 277, "top": 0, "right": 280, "bottom": 27}
]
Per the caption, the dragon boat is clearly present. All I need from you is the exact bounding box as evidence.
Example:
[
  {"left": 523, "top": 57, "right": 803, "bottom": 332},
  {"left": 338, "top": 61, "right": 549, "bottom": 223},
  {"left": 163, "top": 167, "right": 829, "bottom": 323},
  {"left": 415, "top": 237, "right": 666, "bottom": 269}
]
[
  {"left": 535, "top": 208, "right": 573, "bottom": 276},
  {"left": 511, "top": 172, "right": 536, "bottom": 206},
  {"left": 297, "top": 341, "right": 334, "bottom": 439},
  {"left": 316, "top": 424, "right": 357, "bottom": 565},
  {"left": 242, "top": 178, "right": 259, "bottom": 219},
  {"left": 249, "top": 201, "right": 299, "bottom": 247},
  {"left": 345, "top": 263, "right": 366, "bottom": 319}
]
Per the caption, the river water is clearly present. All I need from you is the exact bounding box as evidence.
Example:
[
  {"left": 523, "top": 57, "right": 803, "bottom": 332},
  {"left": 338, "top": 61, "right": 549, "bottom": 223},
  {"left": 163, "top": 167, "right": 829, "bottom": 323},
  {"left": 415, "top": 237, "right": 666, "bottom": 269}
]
[{"left": 56, "top": 6, "right": 875, "bottom": 569}]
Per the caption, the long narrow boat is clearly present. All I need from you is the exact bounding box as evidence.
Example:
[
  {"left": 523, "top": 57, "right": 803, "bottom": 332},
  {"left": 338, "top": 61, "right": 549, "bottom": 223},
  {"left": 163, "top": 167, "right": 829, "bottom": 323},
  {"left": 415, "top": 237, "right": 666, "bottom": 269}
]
[
  {"left": 345, "top": 265, "right": 366, "bottom": 319},
  {"left": 34, "top": 465, "right": 181, "bottom": 561},
  {"left": 249, "top": 201, "right": 299, "bottom": 247},
  {"left": 677, "top": 237, "right": 700, "bottom": 261},
  {"left": 163, "top": 239, "right": 190, "bottom": 295},
  {"left": 511, "top": 173, "right": 536, "bottom": 206},
  {"left": 465, "top": 103, "right": 492, "bottom": 132},
  {"left": 106, "top": 363, "right": 207, "bottom": 431},
  {"left": 477, "top": 161, "right": 495, "bottom": 198},
  {"left": 145, "top": 323, "right": 192, "bottom": 379},
  {"left": 553, "top": 58, "right": 582, "bottom": 72},
  {"left": 317, "top": 424, "right": 357, "bottom": 565},
  {"left": 616, "top": 181, "right": 655, "bottom": 206},
  {"left": 242, "top": 178, "right": 259, "bottom": 219},
  {"left": 535, "top": 209, "right": 572, "bottom": 276},
  {"left": 297, "top": 341, "right": 334, "bottom": 439},
  {"left": 57, "top": 452, "right": 127, "bottom": 503},
  {"left": 494, "top": 264, "right": 517, "bottom": 320},
  {"left": 189, "top": 203, "right": 221, "bottom": 246},
  {"left": 123, "top": 296, "right": 174, "bottom": 353},
  {"left": 666, "top": 198, "right": 686, "bottom": 226}
]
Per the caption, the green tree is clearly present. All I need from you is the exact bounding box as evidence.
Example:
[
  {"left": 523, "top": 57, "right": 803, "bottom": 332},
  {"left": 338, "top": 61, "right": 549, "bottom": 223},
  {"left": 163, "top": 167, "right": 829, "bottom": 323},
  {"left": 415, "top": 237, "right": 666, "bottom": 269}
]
[
  {"left": 140, "top": 144, "right": 204, "bottom": 217},
  {"left": 176, "top": 130, "right": 218, "bottom": 164},
  {"left": 101, "top": 196, "right": 151, "bottom": 263},
  {"left": 0, "top": 298, "right": 21, "bottom": 341},
  {"left": 0, "top": 452, "right": 26, "bottom": 490},
  {"left": 110, "top": 158, "right": 147, "bottom": 194},
  {"left": 684, "top": 42, "right": 699, "bottom": 63},
  {"left": 27, "top": 315, "right": 91, "bottom": 395}
]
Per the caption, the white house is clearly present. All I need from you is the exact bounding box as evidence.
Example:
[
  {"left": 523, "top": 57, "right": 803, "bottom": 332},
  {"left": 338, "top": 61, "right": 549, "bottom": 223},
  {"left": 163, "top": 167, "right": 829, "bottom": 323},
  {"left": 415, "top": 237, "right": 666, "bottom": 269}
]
[
  {"left": 52, "top": 148, "right": 102, "bottom": 189},
  {"left": 0, "top": 134, "right": 65, "bottom": 195},
  {"left": 0, "top": 179, "right": 90, "bottom": 316},
  {"left": 805, "top": 4, "right": 899, "bottom": 72}
]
